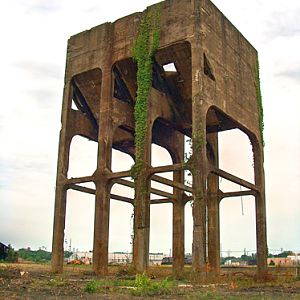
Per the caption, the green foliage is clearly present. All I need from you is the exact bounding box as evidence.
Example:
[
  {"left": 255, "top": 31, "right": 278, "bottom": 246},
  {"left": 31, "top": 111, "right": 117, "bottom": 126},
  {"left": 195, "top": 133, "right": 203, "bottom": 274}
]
[
  {"left": 84, "top": 280, "right": 98, "bottom": 293},
  {"left": 6, "top": 245, "right": 18, "bottom": 263},
  {"left": 269, "top": 260, "right": 275, "bottom": 266},
  {"left": 131, "top": 7, "right": 161, "bottom": 179},
  {"left": 18, "top": 248, "right": 51, "bottom": 262},
  {"left": 131, "top": 273, "right": 174, "bottom": 297},
  {"left": 83, "top": 275, "right": 174, "bottom": 296},
  {"left": 49, "top": 276, "right": 66, "bottom": 287},
  {"left": 273, "top": 250, "right": 294, "bottom": 258},
  {"left": 17, "top": 248, "right": 72, "bottom": 263},
  {"left": 255, "top": 57, "right": 265, "bottom": 146},
  {"left": 194, "top": 130, "right": 204, "bottom": 153}
]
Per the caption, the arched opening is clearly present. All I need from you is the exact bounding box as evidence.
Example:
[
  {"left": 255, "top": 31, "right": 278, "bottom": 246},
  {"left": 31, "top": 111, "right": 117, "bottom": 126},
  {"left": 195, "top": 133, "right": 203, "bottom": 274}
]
[
  {"left": 65, "top": 184, "right": 95, "bottom": 259},
  {"left": 68, "top": 135, "right": 97, "bottom": 179},
  {"left": 219, "top": 196, "right": 256, "bottom": 265},
  {"left": 109, "top": 148, "right": 135, "bottom": 261},
  {"left": 219, "top": 129, "right": 254, "bottom": 186},
  {"left": 184, "top": 202, "right": 193, "bottom": 256},
  {"left": 206, "top": 106, "right": 258, "bottom": 268},
  {"left": 150, "top": 144, "right": 173, "bottom": 258}
]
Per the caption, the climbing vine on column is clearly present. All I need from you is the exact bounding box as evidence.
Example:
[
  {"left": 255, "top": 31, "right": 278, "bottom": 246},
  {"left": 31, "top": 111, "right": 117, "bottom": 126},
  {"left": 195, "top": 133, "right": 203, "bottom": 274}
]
[
  {"left": 131, "top": 7, "right": 161, "bottom": 179},
  {"left": 255, "top": 57, "right": 265, "bottom": 146}
]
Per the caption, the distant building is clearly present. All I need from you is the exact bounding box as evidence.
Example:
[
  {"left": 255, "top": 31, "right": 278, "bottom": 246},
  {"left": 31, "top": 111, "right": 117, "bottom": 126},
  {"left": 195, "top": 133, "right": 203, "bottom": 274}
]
[
  {"left": 224, "top": 259, "right": 248, "bottom": 267},
  {"left": 161, "top": 255, "right": 192, "bottom": 265},
  {"left": 0, "top": 242, "right": 9, "bottom": 260},
  {"left": 67, "top": 251, "right": 93, "bottom": 264},
  {"left": 287, "top": 255, "right": 300, "bottom": 265},
  {"left": 67, "top": 251, "right": 165, "bottom": 265},
  {"left": 267, "top": 257, "right": 293, "bottom": 266},
  {"left": 109, "top": 252, "right": 132, "bottom": 264}
]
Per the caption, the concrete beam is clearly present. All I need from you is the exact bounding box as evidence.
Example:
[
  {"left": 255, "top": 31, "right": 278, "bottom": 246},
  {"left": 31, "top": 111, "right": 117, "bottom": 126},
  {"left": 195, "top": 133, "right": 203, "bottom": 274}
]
[
  {"left": 211, "top": 167, "right": 259, "bottom": 192},
  {"left": 115, "top": 178, "right": 176, "bottom": 200},
  {"left": 151, "top": 174, "right": 193, "bottom": 193}
]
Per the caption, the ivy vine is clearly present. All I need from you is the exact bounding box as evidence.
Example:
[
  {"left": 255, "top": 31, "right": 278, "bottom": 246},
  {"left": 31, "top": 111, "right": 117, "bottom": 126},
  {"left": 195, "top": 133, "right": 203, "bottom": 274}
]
[
  {"left": 131, "top": 7, "right": 161, "bottom": 180},
  {"left": 255, "top": 57, "right": 264, "bottom": 146}
]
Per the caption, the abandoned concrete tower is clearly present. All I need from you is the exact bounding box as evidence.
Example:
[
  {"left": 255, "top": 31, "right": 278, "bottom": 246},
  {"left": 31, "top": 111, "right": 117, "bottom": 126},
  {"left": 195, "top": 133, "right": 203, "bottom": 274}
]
[{"left": 52, "top": 0, "right": 267, "bottom": 279}]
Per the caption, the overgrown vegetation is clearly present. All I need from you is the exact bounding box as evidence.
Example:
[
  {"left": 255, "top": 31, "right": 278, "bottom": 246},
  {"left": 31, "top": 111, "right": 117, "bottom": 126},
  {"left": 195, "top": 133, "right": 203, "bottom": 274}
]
[
  {"left": 131, "top": 7, "right": 161, "bottom": 179},
  {"left": 84, "top": 279, "right": 98, "bottom": 293},
  {"left": 131, "top": 273, "right": 174, "bottom": 296},
  {"left": 255, "top": 57, "right": 264, "bottom": 146},
  {"left": 84, "top": 273, "right": 175, "bottom": 297}
]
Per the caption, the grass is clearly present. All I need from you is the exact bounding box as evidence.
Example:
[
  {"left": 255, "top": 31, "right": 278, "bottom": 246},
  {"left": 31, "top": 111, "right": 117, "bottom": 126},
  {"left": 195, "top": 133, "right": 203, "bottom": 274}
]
[
  {"left": 84, "top": 273, "right": 176, "bottom": 296},
  {"left": 131, "top": 273, "right": 175, "bottom": 296},
  {"left": 84, "top": 280, "right": 98, "bottom": 293},
  {"left": 2, "top": 262, "right": 300, "bottom": 299},
  {"left": 48, "top": 276, "right": 66, "bottom": 287}
]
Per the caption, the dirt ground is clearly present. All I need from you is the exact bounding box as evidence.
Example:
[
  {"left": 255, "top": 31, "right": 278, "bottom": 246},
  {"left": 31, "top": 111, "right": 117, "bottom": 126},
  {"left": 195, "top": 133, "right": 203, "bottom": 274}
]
[{"left": 1, "top": 262, "right": 300, "bottom": 299}]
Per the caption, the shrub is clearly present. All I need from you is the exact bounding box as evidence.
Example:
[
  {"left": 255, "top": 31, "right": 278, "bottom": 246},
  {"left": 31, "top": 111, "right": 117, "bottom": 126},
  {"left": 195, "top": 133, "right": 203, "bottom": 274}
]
[
  {"left": 84, "top": 280, "right": 98, "bottom": 293},
  {"left": 131, "top": 273, "right": 174, "bottom": 296}
]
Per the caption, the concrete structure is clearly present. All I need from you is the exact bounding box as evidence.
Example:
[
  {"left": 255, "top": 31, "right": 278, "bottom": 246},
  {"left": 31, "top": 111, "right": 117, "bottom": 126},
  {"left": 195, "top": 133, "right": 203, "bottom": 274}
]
[{"left": 51, "top": 0, "right": 267, "bottom": 280}]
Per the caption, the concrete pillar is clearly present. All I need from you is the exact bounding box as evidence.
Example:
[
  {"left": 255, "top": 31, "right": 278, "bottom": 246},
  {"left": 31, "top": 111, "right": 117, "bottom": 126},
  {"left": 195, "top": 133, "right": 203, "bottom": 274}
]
[
  {"left": 93, "top": 178, "right": 112, "bottom": 275},
  {"left": 207, "top": 133, "right": 220, "bottom": 277},
  {"left": 172, "top": 135, "right": 185, "bottom": 277},
  {"left": 253, "top": 138, "right": 268, "bottom": 280},
  {"left": 133, "top": 122, "right": 152, "bottom": 273},
  {"left": 51, "top": 83, "right": 73, "bottom": 273},
  {"left": 191, "top": 116, "right": 207, "bottom": 278},
  {"left": 173, "top": 197, "right": 185, "bottom": 276},
  {"left": 190, "top": 4, "right": 208, "bottom": 277},
  {"left": 93, "top": 66, "right": 113, "bottom": 276}
]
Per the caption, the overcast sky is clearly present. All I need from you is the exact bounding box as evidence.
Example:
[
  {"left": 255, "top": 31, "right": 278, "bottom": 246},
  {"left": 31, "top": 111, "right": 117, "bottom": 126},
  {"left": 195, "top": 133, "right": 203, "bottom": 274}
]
[{"left": 0, "top": 0, "right": 299, "bottom": 256}]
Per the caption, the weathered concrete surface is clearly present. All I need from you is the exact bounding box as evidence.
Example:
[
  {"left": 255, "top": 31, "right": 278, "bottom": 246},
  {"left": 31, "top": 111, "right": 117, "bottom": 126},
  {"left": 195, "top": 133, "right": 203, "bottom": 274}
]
[{"left": 52, "top": 0, "right": 267, "bottom": 280}]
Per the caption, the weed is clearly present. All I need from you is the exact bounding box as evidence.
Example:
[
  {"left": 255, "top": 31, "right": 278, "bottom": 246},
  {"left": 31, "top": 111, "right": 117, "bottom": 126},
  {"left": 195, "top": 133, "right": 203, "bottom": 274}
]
[
  {"left": 49, "top": 276, "right": 66, "bottom": 287},
  {"left": 84, "top": 280, "right": 98, "bottom": 293},
  {"left": 131, "top": 273, "right": 174, "bottom": 296}
]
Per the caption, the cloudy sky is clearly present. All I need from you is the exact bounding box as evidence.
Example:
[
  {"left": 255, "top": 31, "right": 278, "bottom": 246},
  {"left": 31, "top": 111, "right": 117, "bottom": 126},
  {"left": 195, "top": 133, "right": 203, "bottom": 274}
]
[{"left": 0, "top": 0, "right": 299, "bottom": 256}]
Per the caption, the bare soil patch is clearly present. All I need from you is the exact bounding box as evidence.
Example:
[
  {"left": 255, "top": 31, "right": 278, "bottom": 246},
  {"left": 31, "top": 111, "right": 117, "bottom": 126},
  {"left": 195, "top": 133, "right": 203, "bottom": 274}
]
[{"left": 1, "top": 262, "right": 300, "bottom": 299}]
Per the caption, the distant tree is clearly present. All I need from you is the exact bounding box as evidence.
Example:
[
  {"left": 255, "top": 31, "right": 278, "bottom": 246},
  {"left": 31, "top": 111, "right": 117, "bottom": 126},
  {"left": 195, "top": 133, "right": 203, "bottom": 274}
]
[
  {"left": 275, "top": 251, "right": 294, "bottom": 258},
  {"left": 17, "top": 248, "right": 73, "bottom": 262},
  {"left": 221, "top": 256, "right": 237, "bottom": 265},
  {"left": 18, "top": 248, "right": 51, "bottom": 262},
  {"left": 241, "top": 254, "right": 252, "bottom": 261},
  {"left": 6, "top": 245, "right": 18, "bottom": 263},
  {"left": 64, "top": 251, "right": 73, "bottom": 259}
]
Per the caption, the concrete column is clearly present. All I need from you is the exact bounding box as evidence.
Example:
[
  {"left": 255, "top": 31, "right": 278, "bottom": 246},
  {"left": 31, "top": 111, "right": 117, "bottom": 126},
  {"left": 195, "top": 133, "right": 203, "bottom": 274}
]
[
  {"left": 207, "top": 133, "right": 220, "bottom": 277},
  {"left": 191, "top": 115, "right": 207, "bottom": 278},
  {"left": 190, "top": 4, "right": 208, "bottom": 277},
  {"left": 172, "top": 135, "right": 185, "bottom": 277},
  {"left": 253, "top": 138, "right": 268, "bottom": 280},
  {"left": 173, "top": 196, "right": 185, "bottom": 275},
  {"left": 52, "top": 83, "right": 73, "bottom": 273},
  {"left": 133, "top": 122, "right": 152, "bottom": 273},
  {"left": 93, "top": 66, "right": 113, "bottom": 276},
  {"left": 93, "top": 178, "right": 112, "bottom": 275}
]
